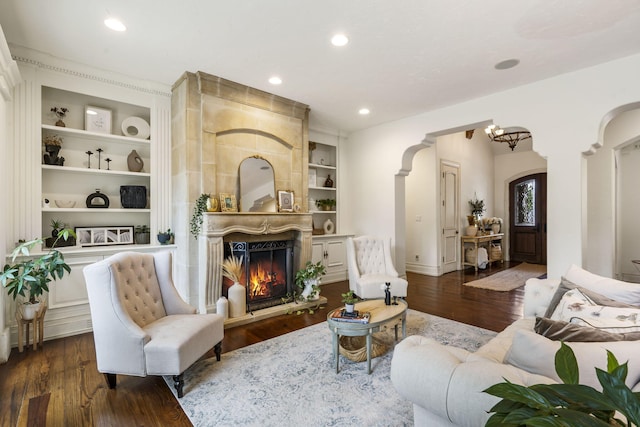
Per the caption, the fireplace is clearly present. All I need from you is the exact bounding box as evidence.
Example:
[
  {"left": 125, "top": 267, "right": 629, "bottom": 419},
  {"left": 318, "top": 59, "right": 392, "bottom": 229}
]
[{"left": 224, "top": 240, "right": 294, "bottom": 311}]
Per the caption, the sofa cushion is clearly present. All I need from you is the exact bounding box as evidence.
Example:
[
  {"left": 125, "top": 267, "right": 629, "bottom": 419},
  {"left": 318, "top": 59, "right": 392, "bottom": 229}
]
[
  {"left": 550, "top": 288, "right": 640, "bottom": 333},
  {"left": 544, "top": 276, "right": 639, "bottom": 318},
  {"left": 535, "top": 317, "right": 640, "bottom": 342},
  {"left": 505, "top": 329, "right": 640, "bottom": 389},
  {"left": 564, "top": 264, "right": 640, "bottom": 305}
]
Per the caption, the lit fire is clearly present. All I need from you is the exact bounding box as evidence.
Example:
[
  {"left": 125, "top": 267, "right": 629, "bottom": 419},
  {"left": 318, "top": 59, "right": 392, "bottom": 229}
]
[{"left": 249, "top": 262, "right": 283, "bottom": 299}]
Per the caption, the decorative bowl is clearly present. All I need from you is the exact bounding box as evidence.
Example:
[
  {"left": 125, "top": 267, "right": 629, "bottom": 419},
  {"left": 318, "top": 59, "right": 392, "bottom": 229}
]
[{"left": 55, "top": 200, "right": 76, "bottom": 208}]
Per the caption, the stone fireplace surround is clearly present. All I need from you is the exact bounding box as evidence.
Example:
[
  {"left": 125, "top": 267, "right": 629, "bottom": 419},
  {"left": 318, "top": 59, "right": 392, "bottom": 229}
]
[{"left": 171, "top": 71, "right": 316, "bottom": 322}]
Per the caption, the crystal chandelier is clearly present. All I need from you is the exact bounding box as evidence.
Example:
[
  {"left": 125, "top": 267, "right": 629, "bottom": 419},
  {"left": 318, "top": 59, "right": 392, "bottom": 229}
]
[{"left": 484, "top": 125, "right": 531, "bottom": 151}]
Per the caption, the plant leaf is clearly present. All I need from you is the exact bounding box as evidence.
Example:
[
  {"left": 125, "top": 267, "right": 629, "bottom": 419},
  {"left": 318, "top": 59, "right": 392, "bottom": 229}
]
[
  {"left": 606, "top": 350, "right": 620, "bottom": 374},
  {"left": 540, "top": 383, "right": 617, "bottom": 412},
  {"left": 555, "top": 342, "right": 579, "bottom": 384},
  {"left": 596, "top": 366, "right": 640, "bottom": 426},
  {"left": 484, "top": 381, "right": 552, "bottom": 410},
  {"left": 485, "top": 412, "right": 520, "bottom": 427},
  {"left": 553, "top": 408, "right": 617, "bottom": 427}
]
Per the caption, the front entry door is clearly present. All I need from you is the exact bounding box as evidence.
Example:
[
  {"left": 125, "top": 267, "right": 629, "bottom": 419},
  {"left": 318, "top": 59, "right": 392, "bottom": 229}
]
[
  {"left": 509, "top": 173, "right": 547, "bottom": 264},
  {"left": 441, "top": 161, "right": 460, "bottom": 273}
]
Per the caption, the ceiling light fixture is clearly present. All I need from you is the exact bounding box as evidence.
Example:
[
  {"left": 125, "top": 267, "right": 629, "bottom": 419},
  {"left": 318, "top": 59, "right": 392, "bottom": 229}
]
[
  {"left": 268, "top": 76, "right": 282, "bottom": 85},
  {"left": 358, "top": 108, "right": 370, "bottom": 115},
  {"left": 331, "top": 34, "right": 349, "bottom": 47},
  {"left": 484, "top": 124, "right": 531, "bottom": 151},
  {"left": 104, "top": 17, "right": 126, "bottom": 32}
]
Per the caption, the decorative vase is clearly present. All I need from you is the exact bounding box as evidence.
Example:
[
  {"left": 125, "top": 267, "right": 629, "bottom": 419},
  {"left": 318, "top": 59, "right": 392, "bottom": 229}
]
[
  {"left": 228, "top": 282, "right": 246, "bottom": 318},
  {"left": 120, "top": 185, "right": 147, "bottom": 208},
  {"left": 86, "top": 189, "right": 110, "bottom": 208},
  {"left": 491, "top": 223, "right": 501, "bottom": 234},
  {"left": 206, "top": 196, "right": 219, "bottom": 212},
  {"left": 324, "top": 174, "right": 334, "bottom": 188},
  {"left": 134, "top": 232, "right": 150, "bottom": 244},
  {"left": 127, "top": 149, "right": 144, "bottom": 172},
  {"left": 301, "top": 278, "right": 320, "bottom": 301},
  {"left": 157, "top": 233, "right": 172, "bottom": 245},
  {"left": 216, "top": 296, "right": 229, "bottom": 320},
  {"left": 465, "top": 225, "right": 478, "bottom": 236},
  {"left": 323, "top": 218, "right": 335, "bottom": 234},
  {"left": 55, "top": 119, "right": 66, "bottom": 127}
]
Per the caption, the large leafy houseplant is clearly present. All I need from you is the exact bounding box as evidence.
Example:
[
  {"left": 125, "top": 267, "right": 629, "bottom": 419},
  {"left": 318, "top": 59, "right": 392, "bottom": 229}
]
[
  {"left": 295, "top": 260, "right": 326, "bottom": 301},
  {"left": 0, "top": 229, "right": 75, "bottom": 304},
  {"left": 484, "top": 342, "right": 640, "bottom": 426}
]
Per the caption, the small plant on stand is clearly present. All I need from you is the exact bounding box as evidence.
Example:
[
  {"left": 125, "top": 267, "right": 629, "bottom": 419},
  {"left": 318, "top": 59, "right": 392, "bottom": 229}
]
[
  {"left": 341, "top": 289, "right": 358, "bottom": 313},
  {"left": 157, "top": 228, "right": 174, "bottom": 245}
]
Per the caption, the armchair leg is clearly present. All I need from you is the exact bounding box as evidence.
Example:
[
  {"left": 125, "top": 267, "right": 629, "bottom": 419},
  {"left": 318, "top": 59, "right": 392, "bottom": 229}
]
[
  {"left": 104, "top": 373, "right": 117, "bottom": 389},
  {"left": 214, "top": 341, "right": 222, "bottom": 361},
  {"left": 173, "top": 374, "right": 184, "bottom": 398}
]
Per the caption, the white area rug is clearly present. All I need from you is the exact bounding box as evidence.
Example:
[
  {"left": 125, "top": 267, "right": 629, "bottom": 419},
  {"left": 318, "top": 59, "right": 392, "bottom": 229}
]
[{"left": 164, "top": 310, "right": 496, "bottom": 427}]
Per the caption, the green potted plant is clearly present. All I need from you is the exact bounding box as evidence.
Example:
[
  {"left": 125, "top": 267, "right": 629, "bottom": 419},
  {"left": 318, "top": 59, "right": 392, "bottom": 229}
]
[
  {"left": 341, "top": 289, "right": 358, "bottom": 313},
  {"left": 157, "top": 228, "right": 174, "bottom": 245},
  {"left": 468, "top": 193, "right": 485, "bottom": 220},
  {"left": 295, "top": 260, "right": 327, "bottom": 301},
  {"left": 191, "top": 193, "right": 215, "bottom": 238},
  {"left": 0, "top": 229, "right": 75, "bottom": 319},
  {"left": 134, "top": 225, "right": 151, "bottom": 244},
  {"left": 315, "top": 199, "right": 336, "bottom": 211},
  {"left": 45, "top": 219, "right": 75, "bottom": 248},
  {"left": 484, "top": 342, "right": 640, "bottom": 426}
]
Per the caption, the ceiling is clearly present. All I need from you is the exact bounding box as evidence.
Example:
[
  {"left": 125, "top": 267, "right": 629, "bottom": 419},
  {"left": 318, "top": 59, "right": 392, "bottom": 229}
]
[{"left": 1, "top": 1, "right": 640, "bottom": 134}]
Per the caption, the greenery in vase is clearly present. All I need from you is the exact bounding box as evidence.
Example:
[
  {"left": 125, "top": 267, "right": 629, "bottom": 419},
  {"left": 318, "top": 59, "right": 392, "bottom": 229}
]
[
  {"left": 190, "top": 193, "right": 211, "bottom": 238},
  {"left": 0, "top": 229, "right": 75, "bottom": 304},
  {"left": 484, "top": 342, "right": 640, "bottom": 426},
  {"left": 315, "top": 199, "right": 336, "bottom": 210},
  {"left": 50, "top": 219, "right": 66, "bottom": 237},
  {"left": 222, "top": 254, "right": 244, "bottom": 284},
  {"left": 468, "top": 193, "right": 485, "bottom": 217},
  {"left": 341, "top": 289, "right": 358, "bottom": 305},
  {"left": 294, "top": 260, "right": 327, "bottom": 301},
  {"left": 134, "top": 225, "right": 150, "bottom": 234},
  {"left": 50, "top": 107, "right": 68, "bottom": 119}
]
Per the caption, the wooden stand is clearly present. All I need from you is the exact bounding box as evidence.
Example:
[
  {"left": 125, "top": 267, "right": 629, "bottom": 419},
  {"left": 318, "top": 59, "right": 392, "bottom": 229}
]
[
  {"left": 15, "top": 301, "right": 47, "bottom": 352},
  {"left": 461, "top": 233, "right": 504, "bottom": 273}
]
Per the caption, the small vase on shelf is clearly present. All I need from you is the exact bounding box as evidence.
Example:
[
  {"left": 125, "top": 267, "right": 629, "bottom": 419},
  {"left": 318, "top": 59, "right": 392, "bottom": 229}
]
[{"left": 324, "top": 175, "right": 334, "bottom": 188}]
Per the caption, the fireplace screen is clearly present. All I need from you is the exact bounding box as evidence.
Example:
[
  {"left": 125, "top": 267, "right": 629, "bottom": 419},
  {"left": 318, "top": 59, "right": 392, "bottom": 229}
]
[{"left": 224, "top": 240, "right": 294, "bottom": 311}]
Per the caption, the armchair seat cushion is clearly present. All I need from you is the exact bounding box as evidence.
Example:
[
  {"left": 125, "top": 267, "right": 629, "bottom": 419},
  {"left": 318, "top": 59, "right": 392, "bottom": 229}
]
[
  {"left": 144, "top": 313, "right": 224, "bottom": 375},
  {"left": 356, "top": 274, "right": 408, "bottom": 299}
]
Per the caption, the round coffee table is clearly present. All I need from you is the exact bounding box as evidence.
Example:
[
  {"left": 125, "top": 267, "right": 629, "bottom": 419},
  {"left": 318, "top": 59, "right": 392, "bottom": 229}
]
[{"left": 327, "top": 299, "right": 408, "bottom": 374}]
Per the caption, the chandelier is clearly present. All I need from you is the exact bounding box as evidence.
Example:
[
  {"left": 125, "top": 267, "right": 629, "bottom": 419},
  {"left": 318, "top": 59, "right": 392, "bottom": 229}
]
[{"left": 484, "top": 125, "right": 531, "bottom": 151}]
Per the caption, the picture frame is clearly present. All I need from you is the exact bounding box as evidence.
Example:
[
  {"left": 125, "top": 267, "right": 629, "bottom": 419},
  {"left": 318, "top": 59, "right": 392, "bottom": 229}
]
[
  {"left": 277, "top": 190, "right": 294, "bottom": 212},
  {"left": 85, "top": 106, "right": 112, "bottom": 134},
  {"left": 75, "top": 226, "right": 134, "bottom": 247},
  {"left": 219, "top": 193, "right": 238, "bottom": 212}
]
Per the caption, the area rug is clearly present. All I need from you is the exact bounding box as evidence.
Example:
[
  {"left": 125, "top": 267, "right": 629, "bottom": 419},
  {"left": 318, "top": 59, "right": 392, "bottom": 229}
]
[
  {"left": 463, "top": 262, "right": 547, "bottom": 291},
  {"left": 163, "top": 310, "right": 496, "bottom": 427}
]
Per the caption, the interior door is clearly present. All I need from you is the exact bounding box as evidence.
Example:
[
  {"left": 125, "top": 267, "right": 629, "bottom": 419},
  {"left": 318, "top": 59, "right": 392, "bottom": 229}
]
[
  {"left": 509, "top": 173, "right": 547, "bottom": 264},
  {"left": 441, "top": 161, "right": 460, "bottom": 273}
]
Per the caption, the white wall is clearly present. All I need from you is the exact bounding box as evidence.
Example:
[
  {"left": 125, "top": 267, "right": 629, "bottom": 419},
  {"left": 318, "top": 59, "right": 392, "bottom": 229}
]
[{"left": 345, "top": 53, "right": 640, "bottom": 278}]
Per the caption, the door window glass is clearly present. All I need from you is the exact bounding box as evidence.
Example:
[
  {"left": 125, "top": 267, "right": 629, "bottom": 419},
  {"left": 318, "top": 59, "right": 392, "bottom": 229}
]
[{"left": 515, "top": 179, "right": 535, "bottom": 226}]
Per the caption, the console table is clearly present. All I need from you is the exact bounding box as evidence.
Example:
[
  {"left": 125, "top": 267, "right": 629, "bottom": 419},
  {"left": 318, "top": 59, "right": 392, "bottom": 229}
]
[{"left": 461, "top": 233, "right": 504, "bottom": 273}]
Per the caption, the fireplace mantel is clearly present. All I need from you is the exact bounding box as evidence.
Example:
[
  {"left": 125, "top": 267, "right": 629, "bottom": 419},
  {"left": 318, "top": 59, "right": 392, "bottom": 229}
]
[{"left": 198, "top": 213, "right": 313, "bottom": 313}]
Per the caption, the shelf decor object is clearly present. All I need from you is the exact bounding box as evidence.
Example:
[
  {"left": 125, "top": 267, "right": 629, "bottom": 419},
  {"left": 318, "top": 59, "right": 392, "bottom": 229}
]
[
  {"left": 277, "top": 190, "right": 294, "bottom": 212},
  {"left": 85, "top": 106, "right": 112, "bottom": 134},
  {"left": 121, "top": 116, "right": 150, "bottom": 139},
  {"left": 219, "top": 193, "right": 238, "bottom": 212},
  {"left": 120, "top": 185, "right": 147, "bottom": 209},
  {"left": 75, "top": 226, "right": 134, "bottom": 247},
  {"left": 127, "top": 149, "right": 144, "bottom": 172},
  {"left": 86, "top": 189, "right": 110, "bottom": 208}
]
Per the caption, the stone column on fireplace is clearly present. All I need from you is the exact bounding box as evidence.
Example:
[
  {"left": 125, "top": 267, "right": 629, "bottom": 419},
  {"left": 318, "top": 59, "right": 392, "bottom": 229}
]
[{"left": 199, "top": 213, "right": 313, "bottom": 314}]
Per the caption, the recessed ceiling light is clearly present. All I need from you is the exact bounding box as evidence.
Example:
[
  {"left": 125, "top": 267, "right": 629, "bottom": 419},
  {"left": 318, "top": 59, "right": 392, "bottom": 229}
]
[
  {"left": 268, "top": 76, "right": 282, "bottom": 85},
  {"left": 494, "top": 59, "right": 520, "bottom": 70},
  {"left": 358, "top": 108, "right": 370, "bottom": 115},
  {"left": 331, "top": 34, "right": 349, "bottom": 47},
  {"left": 104, "top": 17, "right": 126, "bottom": 32}
]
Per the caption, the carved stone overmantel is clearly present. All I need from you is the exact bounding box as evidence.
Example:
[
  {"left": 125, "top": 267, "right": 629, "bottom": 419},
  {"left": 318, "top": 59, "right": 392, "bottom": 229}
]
[{"left": 198, "top": 213, "right": 312, "bottom": 313}]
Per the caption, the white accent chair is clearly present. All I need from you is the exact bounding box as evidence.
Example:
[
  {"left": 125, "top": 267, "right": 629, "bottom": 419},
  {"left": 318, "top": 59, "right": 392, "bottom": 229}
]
[
  {"left": 346, "top": 235, "right": 408, "bottom": 299},
  {"left": 83, "top": 251, "right": 224, "bottom": 397}
]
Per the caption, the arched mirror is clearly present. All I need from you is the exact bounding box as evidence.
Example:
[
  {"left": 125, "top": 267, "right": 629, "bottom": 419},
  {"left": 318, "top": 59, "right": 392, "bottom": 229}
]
[{"left": 239, "top": 157, "right": 276, "bottom": 212}]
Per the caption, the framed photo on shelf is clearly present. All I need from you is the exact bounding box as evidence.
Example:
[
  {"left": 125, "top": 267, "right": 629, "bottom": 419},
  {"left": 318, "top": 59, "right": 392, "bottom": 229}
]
[
  {"left": 219, "top": 193, "right": 238, "bottom": 212},
  {"left": 277, "top": 190, "right": 294, "bottom": 212},
  {"left": 75, "top": 226, "right": 134, "bottom": 247},
  {"left": 85, "top": 106, "right": 112, "bottom": 134}
]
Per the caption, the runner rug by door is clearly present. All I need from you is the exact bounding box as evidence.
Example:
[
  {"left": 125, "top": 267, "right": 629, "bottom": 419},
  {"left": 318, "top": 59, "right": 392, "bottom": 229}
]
[{"left": 463, "top": 262, "right": 547, "bottom": 291}]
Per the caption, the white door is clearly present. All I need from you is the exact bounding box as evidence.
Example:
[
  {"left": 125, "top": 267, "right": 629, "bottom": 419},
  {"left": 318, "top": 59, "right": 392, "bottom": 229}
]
[{"left": 441, "top": 161, "right": 460, "bottom": 274}]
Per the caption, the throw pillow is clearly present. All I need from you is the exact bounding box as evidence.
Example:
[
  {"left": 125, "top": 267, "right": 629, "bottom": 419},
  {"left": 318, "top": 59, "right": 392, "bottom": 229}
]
[
  {"left": 505, "top": 329, "right": 640, "bottom": 389},
  {"left": 534, "top": 317, "right": 640, "bottom": 342},
  {"left": 543, "top": 276, "right": 639, "bottom": 318},
  {"left": 550, "top": 288, "right": 640, "bottom": 333},
  {"left": 564, "top": 264, "right": 640, "bottom": 305}
]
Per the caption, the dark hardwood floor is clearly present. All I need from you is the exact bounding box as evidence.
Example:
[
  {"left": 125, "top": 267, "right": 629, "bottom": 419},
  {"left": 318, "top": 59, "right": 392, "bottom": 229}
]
[{"left": 0, "top": 262, "right": 525, "bottom": 426}]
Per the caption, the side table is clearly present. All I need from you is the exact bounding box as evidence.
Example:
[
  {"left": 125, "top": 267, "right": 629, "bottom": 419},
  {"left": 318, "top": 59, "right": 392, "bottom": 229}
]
[{"left": 15, "top": 301, "right": 47, "bottom": 352}]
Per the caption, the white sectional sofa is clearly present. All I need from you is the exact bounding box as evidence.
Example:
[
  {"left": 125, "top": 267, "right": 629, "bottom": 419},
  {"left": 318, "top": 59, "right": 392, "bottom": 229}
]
[{"left": 390, "top": 265, "right": 640, "bottom": 427}]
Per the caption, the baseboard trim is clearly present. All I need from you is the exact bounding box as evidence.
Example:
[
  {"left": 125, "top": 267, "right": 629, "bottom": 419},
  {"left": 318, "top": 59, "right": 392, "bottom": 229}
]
[{"left": 405, "top": 262, "right": 440, "bottom": 276}]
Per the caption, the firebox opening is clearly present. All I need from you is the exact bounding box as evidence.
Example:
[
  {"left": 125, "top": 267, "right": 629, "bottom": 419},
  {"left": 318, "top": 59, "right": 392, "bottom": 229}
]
[{"left": 223, "top": 239, "right": 294, "bottom": 312}]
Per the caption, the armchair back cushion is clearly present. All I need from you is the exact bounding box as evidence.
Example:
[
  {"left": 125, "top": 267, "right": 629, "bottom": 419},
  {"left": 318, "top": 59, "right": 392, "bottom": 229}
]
[{"left": 352, "top": 236, "right": 397, "bottom": 276}]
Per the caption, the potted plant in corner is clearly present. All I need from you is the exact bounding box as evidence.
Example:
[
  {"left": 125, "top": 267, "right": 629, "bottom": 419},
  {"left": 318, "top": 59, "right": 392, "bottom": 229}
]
[
  {"left": 341, "top": 289, "right": 358, "bottom": 313},
  {"left": 295, "top": 260, "right": 327, "bottom": 301},
  {"left": 315, "top": 199, "right": 336, "bottom": 211},
  {"left": 0, "top": 229, "right": 75, "bottom": 320}
]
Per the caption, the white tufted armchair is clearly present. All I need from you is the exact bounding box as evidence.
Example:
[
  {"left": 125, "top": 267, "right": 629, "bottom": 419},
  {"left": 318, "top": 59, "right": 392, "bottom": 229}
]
[
  {"left": 83, "top": 251, "right": 224, "bottom": 397},
  {"left": 346, "top": 236, "right": 408, "bottom": 299}
]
